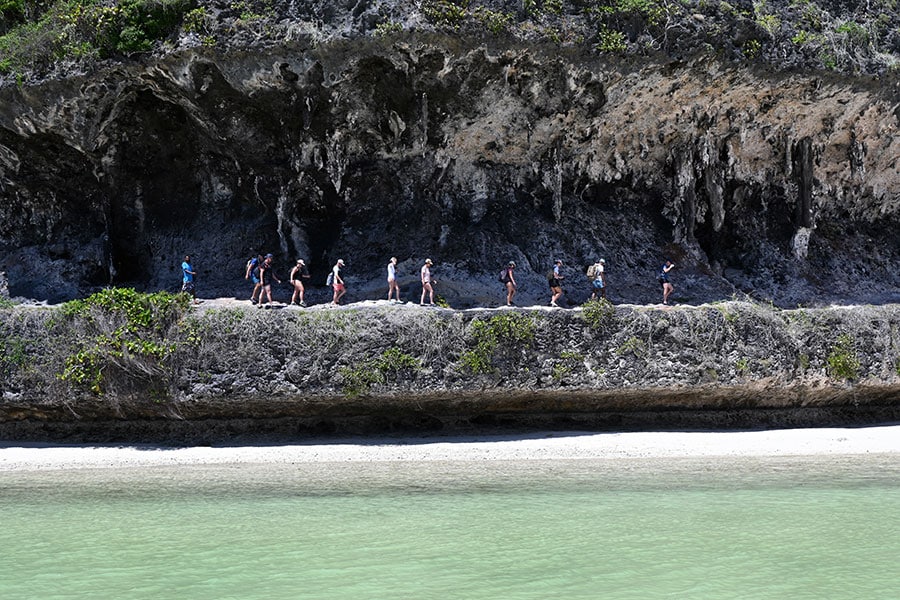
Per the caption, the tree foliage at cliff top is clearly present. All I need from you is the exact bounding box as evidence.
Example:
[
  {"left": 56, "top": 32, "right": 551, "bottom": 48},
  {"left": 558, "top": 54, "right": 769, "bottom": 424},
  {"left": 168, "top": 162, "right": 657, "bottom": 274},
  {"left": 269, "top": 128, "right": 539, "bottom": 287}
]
[{"left": 1, "top": 0, "right": 898, "bottom": 80}]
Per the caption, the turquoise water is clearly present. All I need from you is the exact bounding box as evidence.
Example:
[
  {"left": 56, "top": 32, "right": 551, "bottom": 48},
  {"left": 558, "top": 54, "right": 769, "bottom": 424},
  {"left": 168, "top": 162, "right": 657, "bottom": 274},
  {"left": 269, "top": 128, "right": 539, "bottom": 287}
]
[{"left": 1, "top": 454, "right": 899, "bottom": 599}]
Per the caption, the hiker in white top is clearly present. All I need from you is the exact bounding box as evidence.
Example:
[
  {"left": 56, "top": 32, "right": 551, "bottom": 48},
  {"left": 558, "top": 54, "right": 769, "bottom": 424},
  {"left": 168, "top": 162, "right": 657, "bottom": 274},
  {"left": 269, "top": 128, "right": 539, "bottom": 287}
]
[
  {"left": 420, "top": 258, "right": 434, "bottom": 306},
  {"left": 387, "top": 257, "right": 401, "bottom": 302},
  {"left": 590, "top": 258, "right": 606, "bottom": 300},
  {"left": 332, "top": 259, "right": 346, "bottom": 305}
]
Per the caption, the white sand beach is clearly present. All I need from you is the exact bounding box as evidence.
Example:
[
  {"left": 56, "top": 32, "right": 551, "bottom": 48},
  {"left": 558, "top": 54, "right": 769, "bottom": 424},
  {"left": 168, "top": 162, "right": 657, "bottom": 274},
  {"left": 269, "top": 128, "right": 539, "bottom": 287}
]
[{"left": 2, "top": 426, "right": 899, "bottom": 471}]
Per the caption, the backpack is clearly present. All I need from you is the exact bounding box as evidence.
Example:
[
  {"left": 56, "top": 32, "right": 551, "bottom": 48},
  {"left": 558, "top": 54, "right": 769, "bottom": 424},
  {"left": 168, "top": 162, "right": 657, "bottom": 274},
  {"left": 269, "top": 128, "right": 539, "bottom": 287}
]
[
  {"left": 547, "top": 271, "right": 555, "bottom": 283},
  {"left": 326, "top": 272, "right": 334, "bottom": 286},
  {"left": 245, "top": 257, "right": 258, "bottom": 278},
  {"left": 498, "top": 269, "right": 508, "bottom": 284},
  {"left": 586, "top": 264, "right": 596, "bottom": 279}
]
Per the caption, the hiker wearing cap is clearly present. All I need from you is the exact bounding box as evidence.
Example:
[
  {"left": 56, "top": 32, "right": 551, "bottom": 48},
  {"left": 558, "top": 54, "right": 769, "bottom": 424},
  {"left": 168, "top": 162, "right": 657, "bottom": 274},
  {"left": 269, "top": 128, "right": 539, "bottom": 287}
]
[
  {"left": 420, "top": 258, "right": 434, "bottom": 306},
  {"left": 289, "top": 259, "right": 311, "bottom": 306},
  {"left": 245, "top": 252, "right": 264, "bottom": 304},
  {"left": 387, "top": 257, "right": 401, "bottom": 302},
  {"left": 590, "top": 258, "right": 607, "bottom": 300},
  {"left": 258, "top": 254, "right": 281, "bottom": 307},
  {"left": 332, "top": 259, "right": 346, "bottom": 305},
  {"left": 501, "top": 261, "right": 517, "bottom": 306},
  {"left": 549, "top": 259, "right": 564, "bottom": 307}
]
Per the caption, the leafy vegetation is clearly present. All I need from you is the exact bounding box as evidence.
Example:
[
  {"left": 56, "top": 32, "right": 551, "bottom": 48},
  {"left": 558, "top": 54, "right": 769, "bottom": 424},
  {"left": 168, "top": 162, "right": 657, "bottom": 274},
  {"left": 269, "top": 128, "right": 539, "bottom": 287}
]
[
  {"left": 0, "top": 0, "right": 193, "bottom": 75},
  {"left": 340, "top": 347, "right": 422, "bottom": 397},
  {"left": 581, "top": 298, "right": 615, "bottom": 330},
  {"left": 460, "top": 312, "right": 535, "bottom": 375},
  {"left": 59, "top": 287, "right": 190, "bottom": 394},
  {"left": 826, "top": 333, "right": 860, "bottom": 381}
]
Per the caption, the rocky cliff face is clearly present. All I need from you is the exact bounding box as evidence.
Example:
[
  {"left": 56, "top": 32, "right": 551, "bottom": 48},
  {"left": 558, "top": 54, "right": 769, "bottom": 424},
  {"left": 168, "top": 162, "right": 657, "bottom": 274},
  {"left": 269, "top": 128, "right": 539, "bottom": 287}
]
[
  {"left": 2, "top": 301, "right": 899, "bottom": 441},
  {"left": 0, "top": 1, "right": 898, "bottom": 307}
]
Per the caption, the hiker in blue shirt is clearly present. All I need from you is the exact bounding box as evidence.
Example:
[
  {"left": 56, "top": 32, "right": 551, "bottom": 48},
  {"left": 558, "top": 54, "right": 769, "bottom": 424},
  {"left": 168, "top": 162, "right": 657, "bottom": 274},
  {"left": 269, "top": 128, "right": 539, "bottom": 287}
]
[
  {"left": 245, "top": 253, "right": 264, "bottom": 304},
  {"left": 181, "top": 255, "right": 199, "bottom": 304}
]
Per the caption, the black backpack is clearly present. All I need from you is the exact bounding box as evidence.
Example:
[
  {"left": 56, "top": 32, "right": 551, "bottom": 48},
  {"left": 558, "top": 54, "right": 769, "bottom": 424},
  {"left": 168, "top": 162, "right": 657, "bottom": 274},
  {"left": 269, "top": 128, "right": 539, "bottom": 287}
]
[{"left": 498, "top": 269, "right": 508, "bottom": 283}]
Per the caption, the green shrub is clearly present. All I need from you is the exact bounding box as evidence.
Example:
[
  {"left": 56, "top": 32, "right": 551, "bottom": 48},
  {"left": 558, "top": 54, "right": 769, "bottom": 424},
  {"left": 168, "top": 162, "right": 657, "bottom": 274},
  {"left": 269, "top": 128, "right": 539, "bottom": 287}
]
[
  {"left": 59, "top": 288, "right": 190, "bottom": 395},
  {"left": 460, "top": 312, "right": 535, "bottom": 375},
  {"left": 0, "top": 0, "right": 193, "bottom": 75},
  {"left": 422, "top": 0, "right": 469, "bottom": 28},
  {"left": 616, "top": 336, "right": 646, "bottom": 357},
  {"left": 374, "top": 21, "right": 402, "bottom": 37},
  {"left": 340, "top": 347, "right": 422, "bottom": 397},
  {"left": 596, "top": 26, "right": 626, "bottom": 52},
  {"left": 581, "top": 298, "right": 615, "bottom": 330},
  {"left": 826, "top": 333, "right": 860, "bottom": 381},
  {"left": 472, "top": 7, "right": 512, "bottom": 34}
]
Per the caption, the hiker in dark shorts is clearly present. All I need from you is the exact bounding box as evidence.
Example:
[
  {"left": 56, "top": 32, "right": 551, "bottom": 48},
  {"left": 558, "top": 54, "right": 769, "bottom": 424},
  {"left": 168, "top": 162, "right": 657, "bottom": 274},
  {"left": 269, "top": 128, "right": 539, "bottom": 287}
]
[
  {"left": 549, "top": 259, "right": 564, "bottom": 307},
  {"left": 289, "top": 259, "right": 311, "bottom": 306},
  {"left": 246, "top": 253, "right": 264, "bottom": 304},
  {"left": 502, "top": 261, "right": 517, "bottom": 306},
  {"left": 659, "top": 260, "right": 675, "bottom": 305},
  {"left": 181, "top": 255, "right": 199, "bottom": 304},
  {"left": 258, "top": 255, "right": 281, "bottom": 307}
]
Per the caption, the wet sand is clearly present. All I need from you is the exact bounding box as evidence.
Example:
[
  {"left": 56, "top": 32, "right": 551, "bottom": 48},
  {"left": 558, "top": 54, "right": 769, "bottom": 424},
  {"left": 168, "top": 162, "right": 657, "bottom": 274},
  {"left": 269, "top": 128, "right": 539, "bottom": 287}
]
[{"left": 2, "top": 425, "right": 899, "bottom": 471}]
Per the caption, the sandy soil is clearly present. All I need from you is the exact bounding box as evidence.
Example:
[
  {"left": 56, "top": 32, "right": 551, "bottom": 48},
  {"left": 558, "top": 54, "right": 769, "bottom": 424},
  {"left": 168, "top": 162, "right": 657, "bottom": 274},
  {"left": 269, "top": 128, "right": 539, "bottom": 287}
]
[{"left": 1, "top": 426, "right": 898, "bottom": 471}]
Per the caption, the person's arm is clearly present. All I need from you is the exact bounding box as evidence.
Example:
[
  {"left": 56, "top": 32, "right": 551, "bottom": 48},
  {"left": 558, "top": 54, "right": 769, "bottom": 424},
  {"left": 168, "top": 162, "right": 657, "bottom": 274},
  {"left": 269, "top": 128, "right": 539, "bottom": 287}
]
[
  {"left": 509, "top": 270, "right": 516, "bottom": 286},
  {"left": 335, "top": 269, "right": 343, "bottom": 285},
  {"left": 289, "top": 266, "right": 297, "bottom": 282},
  {"left": 664, "top": 263, "right": 675, "bottom": 274}
]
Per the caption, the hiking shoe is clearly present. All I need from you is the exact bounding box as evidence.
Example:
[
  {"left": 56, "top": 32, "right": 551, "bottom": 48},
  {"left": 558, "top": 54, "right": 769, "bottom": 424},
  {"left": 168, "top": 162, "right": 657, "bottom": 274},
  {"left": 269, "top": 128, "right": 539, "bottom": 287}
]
[
  {"left": 290, "top": 302, "right": 298, "bottom": 306},
  {"left": 300, "top": 301, "right": 307, "bottom": 307},
  {"left": 250, "top": 298, "right": 258, "bottom": 305}
]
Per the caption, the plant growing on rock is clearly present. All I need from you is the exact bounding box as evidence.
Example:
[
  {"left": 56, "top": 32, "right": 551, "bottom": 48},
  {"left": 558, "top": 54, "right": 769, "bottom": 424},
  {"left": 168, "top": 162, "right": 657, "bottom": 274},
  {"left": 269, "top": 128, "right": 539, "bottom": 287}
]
[
  {"left": 826, "top": 333, "right": 860, "bottom": 381},
  {"left": 339, "top": 347, "right": 422, "bottom": 397},
  {"left": 459, "top": 312, "right": 535, "bottom": 375},
  {"left": 58, "top": 288, "right": 190, "bottom": 396},
  {"left": 581, "top": 298, "right": 615, "bottom": 330}
]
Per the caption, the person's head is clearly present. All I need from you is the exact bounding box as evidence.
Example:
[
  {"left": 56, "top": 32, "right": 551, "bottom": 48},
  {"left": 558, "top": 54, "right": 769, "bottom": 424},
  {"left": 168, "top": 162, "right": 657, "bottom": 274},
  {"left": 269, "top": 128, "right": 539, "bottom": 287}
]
[
  {"left": 665, "top": 259, "right": 673, "bottom": 266},
  {"left": 425, "top": 258, "right": 433, "bottom": 266},
  {"left": 337, "top": 259, "right": 345, "bottom": 267},
  {"left": 264, "top": 256, "right": 272, "bottom": 265},
  {"left": 599, "top": 258, "right": 606, "bottom": 264},
  {"left": 265, "top": 253, "right": 273, "bottom": 259},
  {"left": 554, "top": 259, "right": 563, "bottom": 266},
  {"left": 184, "top": 255, "right": 191, "bottom": 262},
  {"left": 390, "top": 256, "right": 397, "bottom": 264},
  {"left": 508, "top": 261, "right": 516, "bottom": 268},
  {"left": 296, "top": 259, "right": 305, "bottom": 267}
]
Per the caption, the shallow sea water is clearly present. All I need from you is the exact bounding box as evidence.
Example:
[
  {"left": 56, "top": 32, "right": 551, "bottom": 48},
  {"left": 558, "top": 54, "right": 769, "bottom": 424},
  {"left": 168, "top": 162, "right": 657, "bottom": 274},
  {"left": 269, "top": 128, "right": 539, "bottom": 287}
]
[{"left": 1, "top": 453, "right": 899, "bottom": 599}]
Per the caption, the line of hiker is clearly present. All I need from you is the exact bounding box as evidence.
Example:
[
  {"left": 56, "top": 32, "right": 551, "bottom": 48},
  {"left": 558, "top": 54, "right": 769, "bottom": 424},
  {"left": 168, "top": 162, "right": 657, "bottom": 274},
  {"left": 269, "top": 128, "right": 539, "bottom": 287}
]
[{"left": 236, "top": 253, "right": 675, "bottom": 308}]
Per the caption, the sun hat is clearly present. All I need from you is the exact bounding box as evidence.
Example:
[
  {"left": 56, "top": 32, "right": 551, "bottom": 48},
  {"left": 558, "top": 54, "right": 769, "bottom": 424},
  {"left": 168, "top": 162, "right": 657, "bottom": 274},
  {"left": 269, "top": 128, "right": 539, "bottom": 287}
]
[
  {"left": 509, "top": 261, "right": 516, "bottom": 267},
  {"left": 425, "top": 258, "right": 433, "bottom": 265},
  {"left": 337, "top": 259, "right": 345, "bottom": 266}
]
